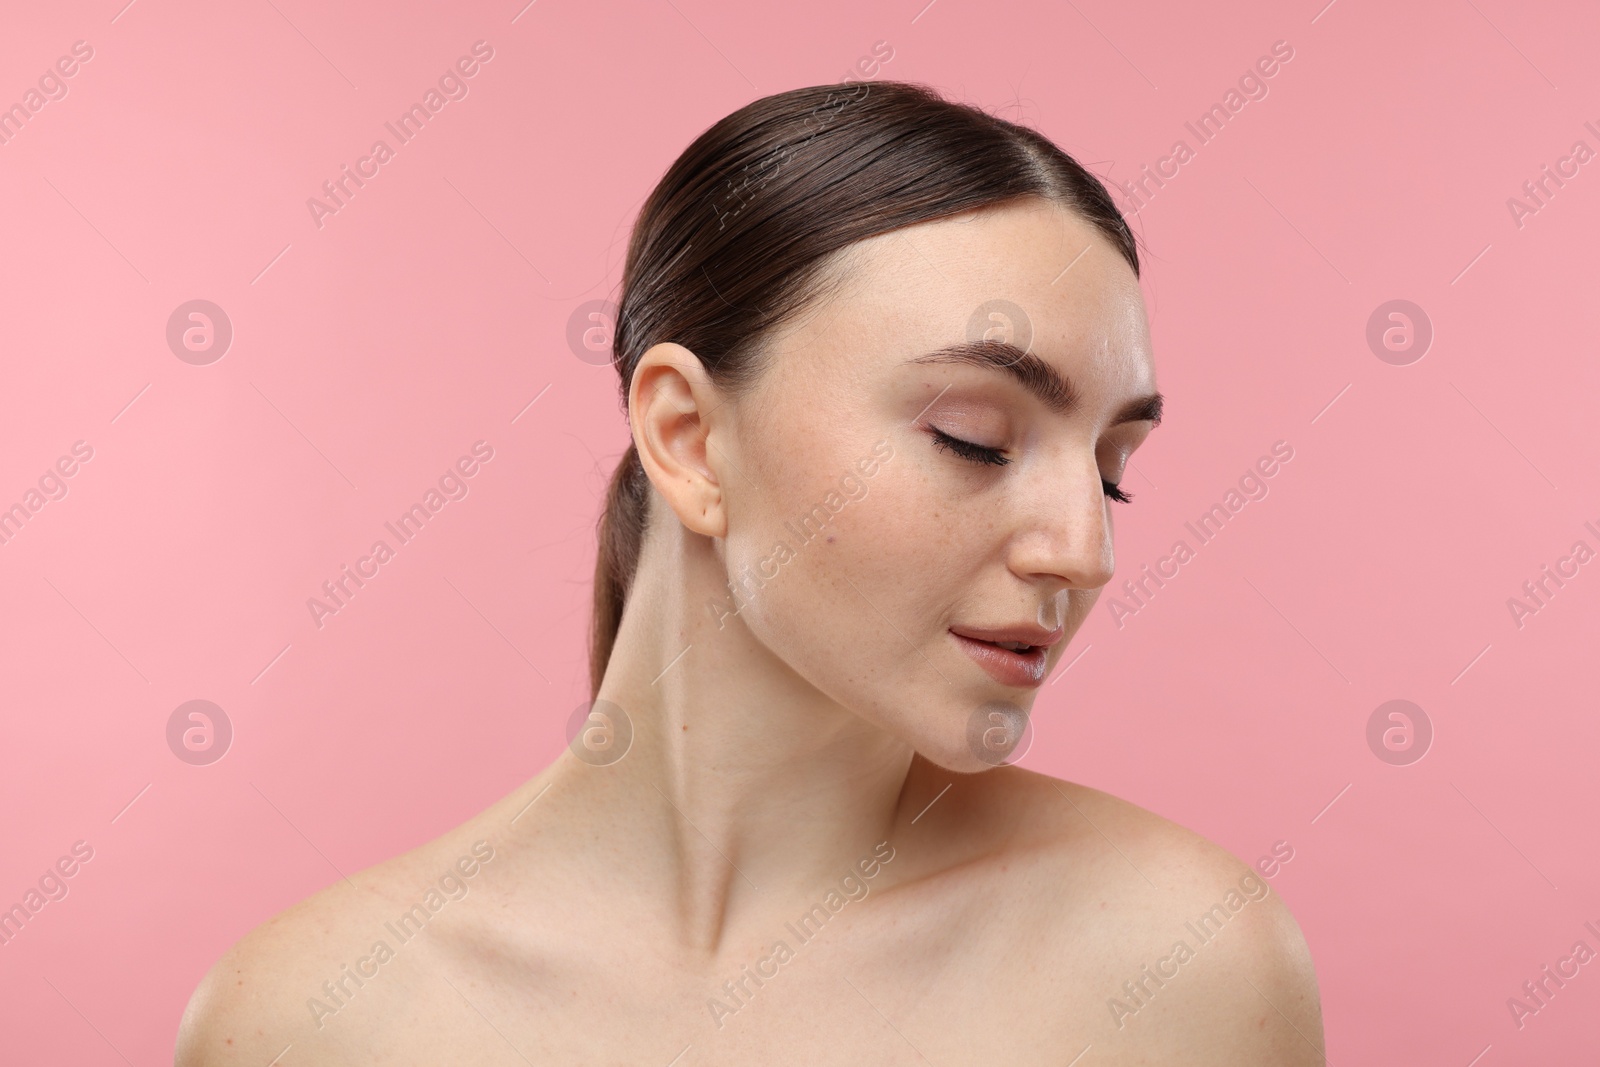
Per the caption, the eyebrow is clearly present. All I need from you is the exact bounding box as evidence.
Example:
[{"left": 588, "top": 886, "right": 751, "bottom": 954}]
[{"left": 906, "top": 340, "right": 1164, "bottom": 426}]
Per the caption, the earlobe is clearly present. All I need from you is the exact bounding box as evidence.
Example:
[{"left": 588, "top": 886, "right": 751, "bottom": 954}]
[{"left": 629, "top": 342, "right": 728, "bottom": 539}]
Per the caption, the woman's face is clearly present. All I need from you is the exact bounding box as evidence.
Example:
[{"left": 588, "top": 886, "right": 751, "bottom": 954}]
[{"left": 717, "top": 196, "right": 1159, "bottom": 773}]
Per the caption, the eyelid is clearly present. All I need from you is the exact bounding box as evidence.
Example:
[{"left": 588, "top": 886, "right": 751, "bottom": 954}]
[
  {"left": 926, "top": 425, "right": 1009, "bottom": 467},
  {"left": 928, "top": 425, "right": 1136, "bottom": 504}
]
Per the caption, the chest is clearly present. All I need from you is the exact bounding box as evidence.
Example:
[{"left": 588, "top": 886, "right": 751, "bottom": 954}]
[{"left": 311, "top": 907, "right": 1125, "bottom": 1066}]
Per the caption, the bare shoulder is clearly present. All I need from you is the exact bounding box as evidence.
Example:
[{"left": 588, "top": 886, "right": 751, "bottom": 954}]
[
  {"left": 990, "top": 769, "right": 1326, "bottom": 1064},
  {"left": 173, "top": 812, "right": 509, "bottom": 1067},
  {"left": 174, "top": 874, "right": 357, "bottom": 1067}
]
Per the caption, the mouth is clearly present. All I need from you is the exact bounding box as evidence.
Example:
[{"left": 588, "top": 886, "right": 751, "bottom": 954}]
[{"left": 948, "top": 626, "right": 1060, "bottom": 688}]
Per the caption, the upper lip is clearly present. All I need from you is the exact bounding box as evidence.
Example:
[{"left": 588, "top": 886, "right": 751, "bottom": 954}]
[{"left": 949, "top": 624, "right": 1065, "bottom": 649}]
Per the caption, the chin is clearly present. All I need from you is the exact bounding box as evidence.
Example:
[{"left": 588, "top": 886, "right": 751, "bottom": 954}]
[
  {"left": 918, "top": 745, "right": 1012, "bottom": 775},
  {"left": 910, "top": 703, "right": 1035, "bottom": 774}
]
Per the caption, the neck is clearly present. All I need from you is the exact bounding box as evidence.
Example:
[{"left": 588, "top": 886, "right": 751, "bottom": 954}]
[{"left": 557, "top": 516, "right": 919, "bottom": 956}]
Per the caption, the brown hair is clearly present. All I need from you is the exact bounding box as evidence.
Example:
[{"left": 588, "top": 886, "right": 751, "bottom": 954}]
[{"left": 589, "top": 80, "right": 1140, "bottom": 698}]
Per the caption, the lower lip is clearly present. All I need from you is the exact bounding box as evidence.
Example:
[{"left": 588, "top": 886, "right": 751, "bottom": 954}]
[{"left": 950, "top": 632, "right": 1050, "bottom": 688}]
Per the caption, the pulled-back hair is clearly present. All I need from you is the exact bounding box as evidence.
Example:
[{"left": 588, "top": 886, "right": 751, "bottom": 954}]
[{"left": 590, "top": 80, "right": 1139, "bottom": 698}]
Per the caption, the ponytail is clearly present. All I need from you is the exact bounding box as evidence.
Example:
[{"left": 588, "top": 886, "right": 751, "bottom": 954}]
[{"left": 589, "top": 441, "right": 651, "bottom": 699}]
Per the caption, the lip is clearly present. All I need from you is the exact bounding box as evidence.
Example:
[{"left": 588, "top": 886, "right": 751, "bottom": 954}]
[
  {"left": 949, "top": 624, "right": 1065, "bottom": 649},
  {"left": 949, "top": 625, "right": 1061, "bottom": 688}
]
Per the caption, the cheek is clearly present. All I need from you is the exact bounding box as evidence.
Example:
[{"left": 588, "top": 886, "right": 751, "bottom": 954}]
[{"left": 726, "top": 459, "right": 952, "bottom": 680}]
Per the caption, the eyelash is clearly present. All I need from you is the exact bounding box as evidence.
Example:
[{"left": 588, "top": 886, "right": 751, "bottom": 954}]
[{"left": 926, "top": 426, "right": 1134, "bottom": 503}]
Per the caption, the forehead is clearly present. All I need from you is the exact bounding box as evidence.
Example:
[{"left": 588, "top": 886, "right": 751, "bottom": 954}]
[{"left": 771, "top": 197, "right": 1154, "bottom": 398}]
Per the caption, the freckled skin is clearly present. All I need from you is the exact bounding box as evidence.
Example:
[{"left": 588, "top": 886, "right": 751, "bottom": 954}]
[{"left": 175, "top": 198, "right": 1324, "bottom": 1066}]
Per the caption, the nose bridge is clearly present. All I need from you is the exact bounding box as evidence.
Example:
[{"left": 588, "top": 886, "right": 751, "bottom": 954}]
[{"left": 1012, "top": 451, "right": 1114, "bottom": 588}]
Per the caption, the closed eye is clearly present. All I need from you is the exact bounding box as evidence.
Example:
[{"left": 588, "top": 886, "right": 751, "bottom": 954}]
[
  {"left": 928, "top": 425, "right": 1008, "bottom": 467},
  {"left": 926, "top": 425, "right": 1134, "bottom": 503}
]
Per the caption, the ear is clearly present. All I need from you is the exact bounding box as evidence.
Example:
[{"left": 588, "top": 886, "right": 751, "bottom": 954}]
[{"left": 629, "top": 342, "right": 730, "bottom": 539}]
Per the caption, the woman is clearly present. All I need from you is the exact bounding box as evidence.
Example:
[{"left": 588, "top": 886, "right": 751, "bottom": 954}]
[{"left": 177, "top": 80, "right": 1323, "bottom": 1065}]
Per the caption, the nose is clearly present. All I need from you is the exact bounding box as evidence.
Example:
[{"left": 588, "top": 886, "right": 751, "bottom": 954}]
[{"left": 1005, "top": 455, "right": 1116, "bottom": 592}]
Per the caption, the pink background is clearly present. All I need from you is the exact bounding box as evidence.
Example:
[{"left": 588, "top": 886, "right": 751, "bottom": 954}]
[{"left": 2, "top": 0, "right": 1597, "bottom": 1062}]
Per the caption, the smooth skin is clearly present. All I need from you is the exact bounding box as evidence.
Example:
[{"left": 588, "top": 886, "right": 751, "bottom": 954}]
[{"left": 176, "top": 197, "right": 1324, "bottom": 1065}]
